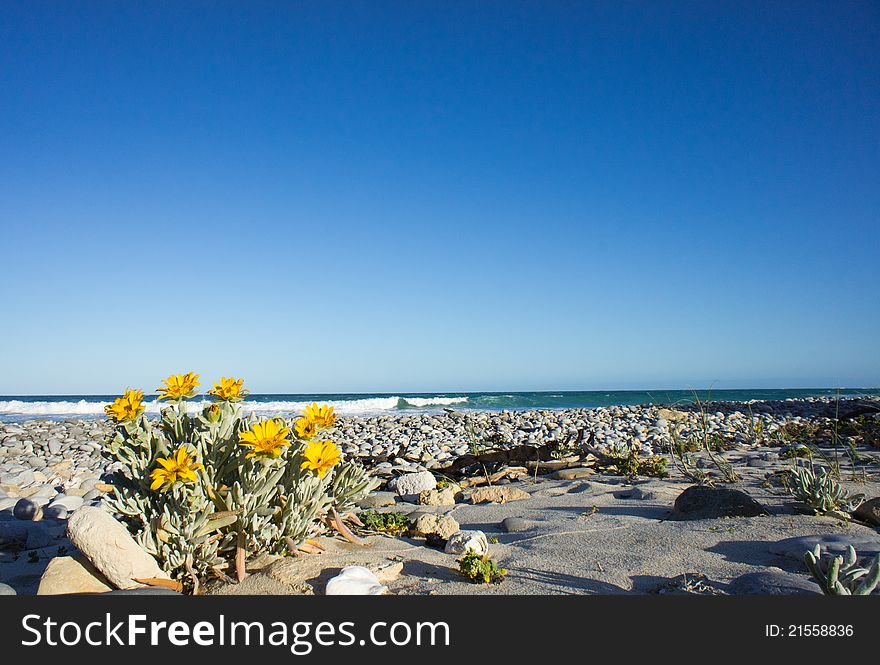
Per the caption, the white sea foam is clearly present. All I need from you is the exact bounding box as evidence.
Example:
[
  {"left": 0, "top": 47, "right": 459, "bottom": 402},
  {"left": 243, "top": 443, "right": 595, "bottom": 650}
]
[
  {"left": 399, "top": 396, "right": 468, "bottom": 407},
  {"left": 0, "top": 395, "right": 467, "bottom": 418}
]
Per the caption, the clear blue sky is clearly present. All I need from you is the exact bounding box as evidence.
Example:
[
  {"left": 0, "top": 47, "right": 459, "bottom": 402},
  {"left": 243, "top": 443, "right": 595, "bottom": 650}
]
[{"left": 1, "top": 2, "right": 878, "bottom": 395}]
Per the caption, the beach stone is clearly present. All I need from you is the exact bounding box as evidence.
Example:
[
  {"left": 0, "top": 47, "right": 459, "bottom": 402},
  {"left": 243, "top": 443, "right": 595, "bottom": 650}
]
[
  {"left": 368, "top": 559, "right": 404, "bottom": 584},
  {"left": 357, "top": 492, "right": 397, "bottom": 509},
  {"left": 408, "top": 513, "right": 459, "bottom": 541},
  {"left": 671, "top": 486, "right": 767, "bottom": 520},
  {"left": 37, "top": 555, "right": 113, "bottom": 595},
  {"left": 325, "top": 566, "right": 387, "bottom": 595},
  {"left": 552, "top": 467, "right": 594, "bottom": 480},
  {"left": 0, "top": 496, "right": 17, "bottom": 512},
  {"left": 470, "top": 486, "right": 531, "bottom": 504},
  {"left": 444, "top": 530, "right": 489, "bottom": 556},
  {"left": 501, "top": 517, "right": 533, "bottom": 533},
  {"left": 727, "top": 570, "right": 821, "bottom": 596},
  {"left": 1, "top": 469, "right": 35, "bottom": 487},
  {"left": 657, "top": 408, "right": 689, "bottom": 422},
  {"left": 391, "top": 471, "right": 436, "bottom": 497},
  {"left": 49, "top": 495, "right": 84, "bottom": 512},
  {"left": 13, "top": 498, "right": 42, "bottom": 521},
  {"left": 769, "top": 534, "right": 880, "bottom": 563},
  {"left": 854, "top": 498, "right": 880, "bottom": 526},
  {"left": 418, "top": 486, "right": 459, "bottom": 507},
  {"left": 67, "top": 507, "right": 170, "bottom": 589},
  {"left": 47, "top": 439, "right": 63, "bottom": 455},
  {"left": 0, "top": 582, "right": 16, "bottom": 595},
  {"left": 43, "top": 505, "right": 68, "bottom": 520}
]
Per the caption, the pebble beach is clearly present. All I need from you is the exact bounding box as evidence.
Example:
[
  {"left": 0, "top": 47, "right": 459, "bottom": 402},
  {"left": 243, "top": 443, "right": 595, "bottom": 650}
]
[{"left": 2, "top": 395, "right": 880, "bottom": 596}]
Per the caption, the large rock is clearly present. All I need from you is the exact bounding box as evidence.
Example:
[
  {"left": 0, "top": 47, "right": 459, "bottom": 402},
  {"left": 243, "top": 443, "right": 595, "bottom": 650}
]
[
  {"left": 671, "top": 486, "right": 767, "bottom": 520},
  {"left": 37, "top": 555, "right": 113, "bottom": 595},
  {"left": 727, "top": 570, "right": 821, "bottom": 596},
  {"left": 391, "top": 471, "right": 436, "bottom": 497},
  {"left": 769, "top": 534, "right": 880, "bottom": 563},
  {"left": 444, "top": 530, "right": 489, "bottom": 556},
  {"left": 66, "top": 507, "right": 170, "bottom": 590},
  {"left": 408, "top": 513, "right": 459, "bottom": 541},
  {"left": 470, "top": 486, "right": 531, "bottom": 504},
  {"left": 854, "top": 497, "right": 880, "bottom": 526}
]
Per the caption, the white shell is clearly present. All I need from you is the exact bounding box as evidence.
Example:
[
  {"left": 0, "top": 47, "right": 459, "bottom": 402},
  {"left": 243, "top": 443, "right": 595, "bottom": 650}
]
[{"left": 325, "top": 566, "right": 388, "bottom": 595}]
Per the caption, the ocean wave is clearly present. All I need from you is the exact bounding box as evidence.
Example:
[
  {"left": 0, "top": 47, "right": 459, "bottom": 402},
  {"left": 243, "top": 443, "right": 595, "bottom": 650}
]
[
  {"left": 398, "top": 396, "right": 468, "bottom": 408},
  {"left": 0, "top": 395, "right": 468, "bottom": 418}
]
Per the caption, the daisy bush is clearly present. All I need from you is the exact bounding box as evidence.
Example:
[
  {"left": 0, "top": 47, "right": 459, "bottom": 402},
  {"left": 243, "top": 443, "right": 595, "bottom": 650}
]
[{"left": 102, "top": 373, "right": 378, "bottom": 591}]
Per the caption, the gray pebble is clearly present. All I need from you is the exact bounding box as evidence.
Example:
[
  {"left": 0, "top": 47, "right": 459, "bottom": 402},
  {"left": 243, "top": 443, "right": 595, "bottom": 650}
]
[
  {"left": 501, "top": 517, "right": 533, "bottom": 533},
  {"left": 13, "top": 498, "right": 41, "bottom": 521}
]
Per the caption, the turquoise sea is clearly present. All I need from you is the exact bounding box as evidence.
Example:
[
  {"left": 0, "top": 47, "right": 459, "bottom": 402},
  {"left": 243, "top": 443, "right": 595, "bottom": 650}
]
[{"left": 0, "top": 388, "right": 878, "bottom": 422}]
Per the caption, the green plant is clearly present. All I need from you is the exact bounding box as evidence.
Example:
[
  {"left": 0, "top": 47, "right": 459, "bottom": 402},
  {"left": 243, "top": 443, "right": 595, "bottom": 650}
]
[
  {"left": 102, "top": 376, "right": 378, "bottom": 590},
  {"left": 804, "top": 544, "right": 880, "bottom": 595},
  {"left": 787, "top": 462, "right": 864, "bottom": 515},
  {"left": 781, "top": 445, "right": 812, "bottom": 460},
  {"left": 359, "top": 510, "right": 410, "bottom": 536},
  {"left": 689, "top": 391, "right": 740, "bottom": 483},
  {"left": 779, "top": 421, "right": 820, "bottom": 444},
  {"left": 456, "top": 551, "right": 507, "bottom": 584},
  {"left": 666, "top": 423, "right": 710, "bottom": 484},
  {"left": 608, "top": 443, "right": 668, "bottom": 479}
]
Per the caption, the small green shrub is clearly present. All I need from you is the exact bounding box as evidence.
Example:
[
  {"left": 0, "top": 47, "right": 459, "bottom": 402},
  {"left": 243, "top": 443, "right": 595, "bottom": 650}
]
[
  {"left": 359, "top": 511, "right": 410, "bottom": 535},
  {"left": 780, "top": 421, "right": 820, "bottom": 444},
  {"left": 787, "top": 463, "right": 864, "bottom": 515},
  {"left": 781, "top": 445, "right": 812, "bottom": 460},
  {"left": 456, "top": 551, "right": 507, "bottom": 584},
  {"left": 609, "top": 448, "right": 668, "bottom": 479}
]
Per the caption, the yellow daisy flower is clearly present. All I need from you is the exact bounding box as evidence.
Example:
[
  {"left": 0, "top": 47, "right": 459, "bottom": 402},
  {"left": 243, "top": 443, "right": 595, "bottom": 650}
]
[
  {"left": 157, "top": 372, "right": 200, "bottom": 400},
  {"left": 301, "top": 440, "right": 342, "bottom": 478},
  {"left": 303, "top": 402, "right": 337, "bottom": 429},
  {"left": 294, "top": 416, "right": 318, "bottom": 440},
  {"left": 150, "top": 446, "right": 203, "bottom": 492},
  {"left": 104, "top": 388, "right": 146, "bottom": 422},
  {"left": 239, "top": 419, "right": 291, "bottom": 459},
  {"left": 207, "top": 376, "right": 249, "bottom": 401}
]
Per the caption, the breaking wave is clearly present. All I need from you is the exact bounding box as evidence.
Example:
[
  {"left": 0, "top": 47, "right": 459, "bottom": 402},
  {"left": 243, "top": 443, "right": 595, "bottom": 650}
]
[{"left": 0, "top": 395, "right": 469, "bottom": 419}]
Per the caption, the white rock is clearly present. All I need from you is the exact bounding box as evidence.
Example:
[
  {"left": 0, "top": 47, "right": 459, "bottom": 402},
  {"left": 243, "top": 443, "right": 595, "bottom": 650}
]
[
  {"left": 49, "top": 495, "right": 84, "bottom": 512},
  {"left": 325, "top": 566, "right": 387, "bottom": 596},
  {"left": 391, "top": 470, "right": 436, "bottom": 497},
  {"left": 444, "top": 530, "right": 489, "bottom": 556},
  {"left": 66, "top": 507, "right": 170, "bottom": 590}
]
